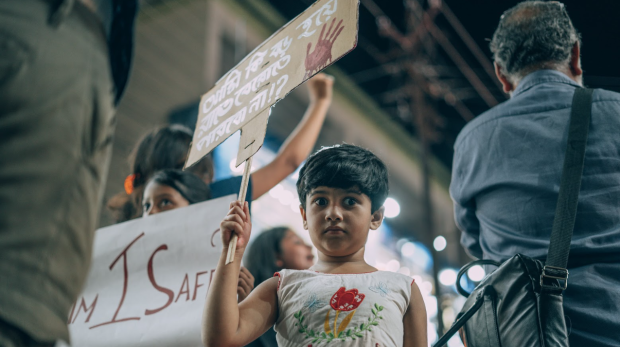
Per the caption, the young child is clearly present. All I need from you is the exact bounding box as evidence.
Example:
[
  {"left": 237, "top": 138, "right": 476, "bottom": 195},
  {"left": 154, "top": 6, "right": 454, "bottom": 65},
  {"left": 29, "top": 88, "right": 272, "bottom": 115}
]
[{"left": 203, "top": 144, "right": 427, "bottom": 347}]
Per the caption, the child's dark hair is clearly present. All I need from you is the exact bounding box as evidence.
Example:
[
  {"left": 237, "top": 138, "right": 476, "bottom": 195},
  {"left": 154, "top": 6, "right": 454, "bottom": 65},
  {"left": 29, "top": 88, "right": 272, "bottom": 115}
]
[
  {"left": 131, "top": 124, "right": 214, "bottom": 188},
  {"left": 107, "top": 124, "right": 214, "bottom": 223},
  {"left": 147, "top": 169, "right": 211, "bottom": 204},
  {"left": 244, "top": 226, "right": 290, "bottom": 286},
  {"left": 296, "top": 144, "right": 389, "bottom": 212}
]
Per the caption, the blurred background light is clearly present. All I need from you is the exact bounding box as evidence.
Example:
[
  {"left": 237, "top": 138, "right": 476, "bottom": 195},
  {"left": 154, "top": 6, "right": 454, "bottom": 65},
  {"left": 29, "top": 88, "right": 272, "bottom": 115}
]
[
  {"left": 467, "top": 265, "right": 486, "bottom": 282},
  {"left": 439, "top": 268, "right": 457, "bottom": 286},
  {"left": 400, "top": 241, "right": 416, "bottom": 257},
  {"left": 383, "top": 197, "right": 400, "bottom": 218},
  {"left": 386, "top": 259, "right": 400, "bottom": 272},
  {"left": 433, "top": 235, "right": 447, "bottom": 251},
  {"left": 448, "top": 335, "right": 465, "bottom": 347},
  {"left": 424, "top": 295, "right": 438, "bottom": 318},
  {"left": 428, "top": 322, "right": 438, "bottom": 344}
]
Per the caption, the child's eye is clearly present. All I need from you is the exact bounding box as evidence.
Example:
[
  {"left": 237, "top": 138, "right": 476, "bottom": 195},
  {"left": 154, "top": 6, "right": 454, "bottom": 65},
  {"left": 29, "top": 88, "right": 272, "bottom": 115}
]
[
  {"left": 343, "top": 197, "right": 357, "bottom": 206},
  {"left": 314, "top": 197, "right": 328, "bottom": 206},
  {"left": 143, "top": 202, "right": 151, "bottom": 212},
  {"left": 159, "top": 199, "right": 173, "bottom": 208}
]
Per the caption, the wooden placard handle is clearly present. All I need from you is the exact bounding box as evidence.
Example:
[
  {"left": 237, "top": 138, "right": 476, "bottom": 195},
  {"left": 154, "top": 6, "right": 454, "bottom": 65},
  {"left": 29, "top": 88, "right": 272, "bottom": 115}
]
[{"left": 225, "top": 156, "right": 253, "bottom": 265}]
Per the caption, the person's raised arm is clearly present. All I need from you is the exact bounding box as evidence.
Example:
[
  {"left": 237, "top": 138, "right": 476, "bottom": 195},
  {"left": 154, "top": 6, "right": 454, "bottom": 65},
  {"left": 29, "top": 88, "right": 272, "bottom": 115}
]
[
  {"left": 403, "top": 281, "right": 428, "bottom": 347},
  {"left": 251, "top": 73, "right": 333, "bottom": 200},
  {"left": 202, "top": 201, "right": 279, "bottom": 347}
]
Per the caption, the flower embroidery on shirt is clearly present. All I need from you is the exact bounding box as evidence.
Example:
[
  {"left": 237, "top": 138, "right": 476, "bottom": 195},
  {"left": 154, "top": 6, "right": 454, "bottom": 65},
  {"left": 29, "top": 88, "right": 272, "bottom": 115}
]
[
  {"left": 293, "top": 287, "right": 384, "bottom": 343},
  {"left": 330, "top": 287, "right": 365, "bottom": 311}
]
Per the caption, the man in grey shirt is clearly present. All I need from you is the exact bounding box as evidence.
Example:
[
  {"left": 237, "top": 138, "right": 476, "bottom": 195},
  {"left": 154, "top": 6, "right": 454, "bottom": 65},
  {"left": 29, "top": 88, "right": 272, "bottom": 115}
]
[
  {"left": 450, "top": 2, "right": 620, "bottom": 346},
  {"left": 0, "top": 0, "right": 136, "bottom": 346}
]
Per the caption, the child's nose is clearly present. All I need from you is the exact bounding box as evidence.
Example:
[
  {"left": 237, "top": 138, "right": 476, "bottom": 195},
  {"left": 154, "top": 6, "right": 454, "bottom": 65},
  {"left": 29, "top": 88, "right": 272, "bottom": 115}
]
[{"left": 325, "top": 205, "right": 343, "bottom": 221}]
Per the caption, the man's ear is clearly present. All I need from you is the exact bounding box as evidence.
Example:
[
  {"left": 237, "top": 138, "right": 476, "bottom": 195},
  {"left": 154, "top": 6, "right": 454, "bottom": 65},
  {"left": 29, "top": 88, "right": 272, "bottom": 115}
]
[
  {"left": 494, "top": 62, "right": 515, "bottom": 94},
  {"left": 369, "top": 206, "right": 385, "bottom": 230},
  {"left": 569, "top": 41, "right": 583, "bottom": 78},
  {"left": 299, "top": 205, "right": 308, "bottom": 230}
]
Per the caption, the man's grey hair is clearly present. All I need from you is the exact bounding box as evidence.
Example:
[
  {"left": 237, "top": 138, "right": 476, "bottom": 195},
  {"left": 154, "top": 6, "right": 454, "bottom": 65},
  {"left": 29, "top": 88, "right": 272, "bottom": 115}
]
[{"left": 490, "top": 1, "right": 581, "bottom": 82}]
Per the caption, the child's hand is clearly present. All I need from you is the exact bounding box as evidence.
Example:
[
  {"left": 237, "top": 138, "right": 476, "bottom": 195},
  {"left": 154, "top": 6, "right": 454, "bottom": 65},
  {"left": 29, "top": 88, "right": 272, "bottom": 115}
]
[
  {"left": 237, "top": 267, "right": 255, "bottom": 303},
  {"left": 220, "top": 201, "right": 252, "bottom": 250},
  {"left": 307, "top": 73, "right": 334, "bottom": 103}
]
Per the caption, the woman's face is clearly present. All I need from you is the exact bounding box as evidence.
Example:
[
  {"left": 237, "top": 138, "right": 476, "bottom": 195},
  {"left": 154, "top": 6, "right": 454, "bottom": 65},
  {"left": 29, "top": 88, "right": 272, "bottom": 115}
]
[
  {"left": 278, "top": 231, "right": 315, "bottom": 270},
  {"left": 142, "top": 181, "right": 189, "bottom": 216}
]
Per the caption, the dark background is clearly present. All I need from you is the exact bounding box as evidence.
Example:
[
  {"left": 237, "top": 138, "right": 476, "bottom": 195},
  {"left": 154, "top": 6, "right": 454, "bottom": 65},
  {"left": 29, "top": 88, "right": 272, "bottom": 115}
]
[{"left": 256, "top": 0, "right": 620, "bottom": 169}]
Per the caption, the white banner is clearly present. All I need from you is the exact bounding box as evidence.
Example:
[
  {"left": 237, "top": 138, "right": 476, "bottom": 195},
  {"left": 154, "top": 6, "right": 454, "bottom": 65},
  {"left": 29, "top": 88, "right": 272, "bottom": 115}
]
[{"left": 66, "top": 195, "right": 236, "bottom": 347}]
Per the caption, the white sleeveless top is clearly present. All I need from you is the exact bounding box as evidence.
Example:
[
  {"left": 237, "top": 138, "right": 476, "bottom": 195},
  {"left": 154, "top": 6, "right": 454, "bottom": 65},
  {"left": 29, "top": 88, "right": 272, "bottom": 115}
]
[{"left": 274, "top": 270, "right": 413, "bottom": 347}]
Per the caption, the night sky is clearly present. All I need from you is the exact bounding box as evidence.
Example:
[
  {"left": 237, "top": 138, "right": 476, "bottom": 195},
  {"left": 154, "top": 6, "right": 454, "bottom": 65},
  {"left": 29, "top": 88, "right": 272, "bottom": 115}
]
[
  {"left": 264, "top": 0, "right": 620, "bottom": 168},
  {"left": 446, "top": 0, "right": 620, "bottom": 81}
]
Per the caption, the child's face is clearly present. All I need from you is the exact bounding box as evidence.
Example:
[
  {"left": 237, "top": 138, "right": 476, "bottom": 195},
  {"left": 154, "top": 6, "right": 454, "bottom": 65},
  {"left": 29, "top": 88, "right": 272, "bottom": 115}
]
[
  {"left": 300, "top": 186, "right": 384, "bottom": 259},
  {"left": 277, "top": 231, "right": 315, "bottom": 270},
  {"left": 142, "top": 182, "right": 190, "bottom": 217}
]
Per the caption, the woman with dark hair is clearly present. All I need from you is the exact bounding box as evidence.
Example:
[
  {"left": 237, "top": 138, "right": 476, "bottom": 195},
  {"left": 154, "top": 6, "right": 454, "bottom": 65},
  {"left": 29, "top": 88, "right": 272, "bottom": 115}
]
[
  {"left": 244, "top": 227, "right": 314, "bottom": 347},
  {"left": 108, "top": 124, "right": 215, "bottom": 221},
  {"left": 108, "top": 73, "right": 334, "bottom": 223},
  {"left": 141, "top": 169, "right": 211, "bottom": 216},
  {"left": 141, "top": 169, "right": 255, "bottom": 301}
]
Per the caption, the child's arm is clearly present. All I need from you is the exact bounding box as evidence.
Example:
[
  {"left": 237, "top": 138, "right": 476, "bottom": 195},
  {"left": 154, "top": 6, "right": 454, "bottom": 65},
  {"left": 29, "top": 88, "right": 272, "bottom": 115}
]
[
  {"left": 251, "top": 73, "right": 333, "bottom": 200},
  {"left": 403, "top": 281, "right": 428, "bottom": 347},
  {"left": 202, "top": 201, "right": 279, "bottom": 347}
]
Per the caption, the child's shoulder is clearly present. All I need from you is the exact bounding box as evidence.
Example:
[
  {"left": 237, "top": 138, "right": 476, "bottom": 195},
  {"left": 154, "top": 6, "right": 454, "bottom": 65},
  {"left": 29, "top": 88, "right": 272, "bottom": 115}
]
[
  {"left": 375, "top": 270, "right": 416, "bottom": 285},
  {"left": 275, "top": 269, "right": 414, "bottom": 290}
]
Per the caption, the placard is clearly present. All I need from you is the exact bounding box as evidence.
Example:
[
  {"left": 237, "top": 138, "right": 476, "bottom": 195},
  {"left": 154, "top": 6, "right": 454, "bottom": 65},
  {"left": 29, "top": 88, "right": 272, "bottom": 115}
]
[
  {"left": 66, "top": 195, "right": 236, "bottom": 347},
  {"left": 185, "top": 0, "right": 360, "bottom": 168}
]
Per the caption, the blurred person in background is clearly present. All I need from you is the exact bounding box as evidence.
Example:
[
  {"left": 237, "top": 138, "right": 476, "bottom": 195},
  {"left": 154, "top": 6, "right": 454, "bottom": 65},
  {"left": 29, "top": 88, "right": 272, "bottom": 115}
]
[
  {"left": 243, "top": 227, "right": 314, "bottom": 347},
  {"left": 0, "top": 0, "right": 136, "bottom": 346},
  {"left": 141, "top": 169, "right": 255, "bottom": 302},
  {"left": 109, "top": 73, "right": 334, "bottom": 223},
  {"left": 450, "top": 2, "right": 620, "bottom": 346}
]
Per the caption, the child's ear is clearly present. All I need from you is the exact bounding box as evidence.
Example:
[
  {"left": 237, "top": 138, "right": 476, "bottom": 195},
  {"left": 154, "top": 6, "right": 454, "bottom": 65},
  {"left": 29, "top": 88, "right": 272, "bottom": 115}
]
[
  {"left": 299, "top": 205, "right": 308, "bottom": 230},
  {"left": 369, "top": 206, "right": 385, "bottom": 230}
]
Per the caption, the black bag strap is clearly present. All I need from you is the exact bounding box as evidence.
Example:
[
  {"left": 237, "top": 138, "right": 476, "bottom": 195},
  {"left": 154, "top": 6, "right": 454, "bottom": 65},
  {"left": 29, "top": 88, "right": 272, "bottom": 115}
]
[
  {"left": 543, "top": 88, "right": 593, "bottom": 281},
  {"left": 433, "top": 286, "right": 498, "bottom": 347},
  {"left": 455, "top": 259, "right": 501, "bottom": 297}
]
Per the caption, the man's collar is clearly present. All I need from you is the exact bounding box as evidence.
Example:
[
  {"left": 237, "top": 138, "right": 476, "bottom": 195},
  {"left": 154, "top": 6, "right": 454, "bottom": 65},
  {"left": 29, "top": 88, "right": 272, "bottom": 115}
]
[{"left": 512, "top": 70, "right": 581, "bottom": 97}]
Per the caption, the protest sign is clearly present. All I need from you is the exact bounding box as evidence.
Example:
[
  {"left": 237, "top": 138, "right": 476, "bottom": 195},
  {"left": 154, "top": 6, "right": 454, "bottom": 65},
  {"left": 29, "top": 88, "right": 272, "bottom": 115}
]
[
  {"left": 185, "top": 0, "right": 360, "bottom": 169},
  {"left": 66, "top": 195, "right": 236, "bottom": 347}
]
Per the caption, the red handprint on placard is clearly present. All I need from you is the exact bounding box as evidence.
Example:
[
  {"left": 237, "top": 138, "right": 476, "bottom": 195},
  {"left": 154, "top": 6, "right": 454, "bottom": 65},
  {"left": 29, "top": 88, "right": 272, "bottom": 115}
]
[{"left": 304, "top": 18, "right": 345, "bottom": 79}]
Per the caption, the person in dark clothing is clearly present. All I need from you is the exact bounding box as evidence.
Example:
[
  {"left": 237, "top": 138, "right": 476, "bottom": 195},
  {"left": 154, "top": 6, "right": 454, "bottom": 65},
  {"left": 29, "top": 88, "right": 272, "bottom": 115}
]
[
  {"left": 0, "top": 0, "right": 137, "bottom": 345},
  {"left": 450, "top": 2, "right": 620, "bottom": 346}
]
